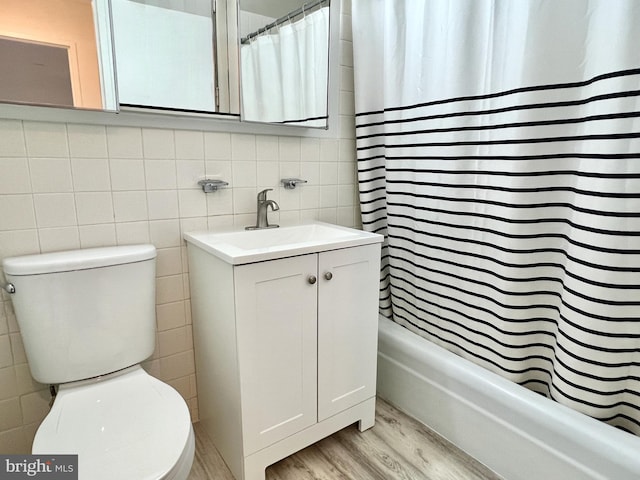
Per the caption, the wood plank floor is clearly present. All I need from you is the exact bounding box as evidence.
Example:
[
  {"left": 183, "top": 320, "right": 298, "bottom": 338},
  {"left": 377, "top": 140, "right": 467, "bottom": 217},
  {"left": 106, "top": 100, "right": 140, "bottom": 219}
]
[{"left": 188, "top": 398, "right": 503, "bottom": 480}]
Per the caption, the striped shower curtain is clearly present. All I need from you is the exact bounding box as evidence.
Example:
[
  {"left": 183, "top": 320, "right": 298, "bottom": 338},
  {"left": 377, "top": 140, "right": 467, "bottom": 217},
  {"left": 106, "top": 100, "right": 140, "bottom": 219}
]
[{"left": 352, "top": 0, "right": 640, "bottom": 435}]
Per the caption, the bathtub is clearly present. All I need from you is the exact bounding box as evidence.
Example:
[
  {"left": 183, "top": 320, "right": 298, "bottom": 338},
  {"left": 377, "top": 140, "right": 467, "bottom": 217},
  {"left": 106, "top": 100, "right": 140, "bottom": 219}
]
[{"left": 376, "top": 316, "right": 640, "bottom": 480}]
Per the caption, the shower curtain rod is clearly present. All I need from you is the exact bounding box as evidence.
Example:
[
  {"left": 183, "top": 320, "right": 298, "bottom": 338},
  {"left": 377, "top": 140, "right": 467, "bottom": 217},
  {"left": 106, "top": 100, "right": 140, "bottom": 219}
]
[{"left": 240, "top": 0, "right": 329, "bottom": 44}]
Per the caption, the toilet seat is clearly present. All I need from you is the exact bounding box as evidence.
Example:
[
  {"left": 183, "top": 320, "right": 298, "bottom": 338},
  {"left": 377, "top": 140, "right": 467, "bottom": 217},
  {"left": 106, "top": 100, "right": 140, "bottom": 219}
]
[{"left": 32, "top": 366, "right": 194, "bottom": 480}]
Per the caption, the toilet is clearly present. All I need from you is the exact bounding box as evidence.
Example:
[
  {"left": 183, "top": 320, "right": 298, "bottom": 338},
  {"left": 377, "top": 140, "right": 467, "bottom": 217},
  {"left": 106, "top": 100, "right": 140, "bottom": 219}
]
[{"left": 2, "top": 245, "right": 194, "bottom": 480}]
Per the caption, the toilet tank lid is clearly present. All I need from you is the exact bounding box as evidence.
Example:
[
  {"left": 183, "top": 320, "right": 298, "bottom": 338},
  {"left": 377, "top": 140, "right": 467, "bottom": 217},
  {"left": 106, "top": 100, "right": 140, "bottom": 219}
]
[{"left": 2, "top": 245, "right": 156, "bottom": 276}]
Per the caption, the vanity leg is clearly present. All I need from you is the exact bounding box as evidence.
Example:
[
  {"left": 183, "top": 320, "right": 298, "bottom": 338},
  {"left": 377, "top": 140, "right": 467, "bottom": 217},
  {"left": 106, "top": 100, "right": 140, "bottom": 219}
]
[
  {"left": 243, "top": 456, "right": 266, "bottom": 480},
  {"left": 357, "top": 398, "right": 376, "bottom": 432}
]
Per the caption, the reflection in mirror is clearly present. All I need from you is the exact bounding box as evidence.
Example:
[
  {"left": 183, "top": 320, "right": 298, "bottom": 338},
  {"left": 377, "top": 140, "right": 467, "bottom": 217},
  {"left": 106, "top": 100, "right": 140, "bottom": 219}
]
[
  {"left": 111, "top": 0, "right": 218, "bottom": 113},
  {"left": 239, "top": 0, "right": 330, "bottom": 127},
  {"left": 0, "top": 0, "right": 117, "bottom": 111}
]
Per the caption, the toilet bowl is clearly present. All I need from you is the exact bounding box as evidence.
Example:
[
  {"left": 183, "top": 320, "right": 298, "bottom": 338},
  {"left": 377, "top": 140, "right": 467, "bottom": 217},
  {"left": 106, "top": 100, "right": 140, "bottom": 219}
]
[
  {"left": 2, "top": 245, "right": 195, "bottom": 479},
  {"left": 32, "top": 366, "right": 194, "bottom": 480}
]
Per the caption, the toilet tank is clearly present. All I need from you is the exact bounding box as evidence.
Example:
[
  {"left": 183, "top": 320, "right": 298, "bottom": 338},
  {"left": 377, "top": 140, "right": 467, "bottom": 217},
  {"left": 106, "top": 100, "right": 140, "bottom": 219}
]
[{"left": 2, "top": 245, "right": 157, "bottom": 384}]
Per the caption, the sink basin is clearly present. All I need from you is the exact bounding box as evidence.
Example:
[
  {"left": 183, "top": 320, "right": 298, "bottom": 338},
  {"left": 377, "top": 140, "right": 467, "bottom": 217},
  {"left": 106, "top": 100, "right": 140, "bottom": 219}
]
[{"left": 184, "top": 222, "right": 383, "bottom": 265}]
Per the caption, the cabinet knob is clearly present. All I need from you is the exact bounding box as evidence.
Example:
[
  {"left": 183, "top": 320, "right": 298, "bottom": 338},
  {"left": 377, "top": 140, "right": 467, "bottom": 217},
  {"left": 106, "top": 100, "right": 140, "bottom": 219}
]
[
  {"left": 308, "top": 275, "right": 317, "bottom": 285},
  {"left": 324, "top": 272, "right": 333, "bottom": 281}
]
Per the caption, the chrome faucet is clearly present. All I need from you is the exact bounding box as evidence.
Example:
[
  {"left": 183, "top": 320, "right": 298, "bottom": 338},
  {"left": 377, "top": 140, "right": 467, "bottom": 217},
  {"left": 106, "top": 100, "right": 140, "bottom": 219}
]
[{"left": 246, "top": 189, "right": 280, "bottom": 230}]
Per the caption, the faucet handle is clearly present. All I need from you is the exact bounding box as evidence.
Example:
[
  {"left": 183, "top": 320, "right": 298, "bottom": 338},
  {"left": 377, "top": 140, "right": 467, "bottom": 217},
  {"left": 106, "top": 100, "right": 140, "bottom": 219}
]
[{"left": 257, "top": 188, "right": 273, "bottom": 200}]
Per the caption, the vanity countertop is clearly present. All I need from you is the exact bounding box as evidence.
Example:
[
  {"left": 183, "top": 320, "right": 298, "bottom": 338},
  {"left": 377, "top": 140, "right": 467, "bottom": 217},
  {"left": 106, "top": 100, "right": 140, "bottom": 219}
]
[{"left": 183, "top": 222, "right": 383, "bottom": 265}]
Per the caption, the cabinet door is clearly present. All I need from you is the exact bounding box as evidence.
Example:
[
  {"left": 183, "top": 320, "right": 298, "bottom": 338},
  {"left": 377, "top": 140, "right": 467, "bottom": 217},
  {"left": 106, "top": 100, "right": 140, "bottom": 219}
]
[
  {"left": 234, "top": 254, "right": 318, "bottom": 455},
  {"left": 317, "top": 244, "right": 381, "bottom": 421}
]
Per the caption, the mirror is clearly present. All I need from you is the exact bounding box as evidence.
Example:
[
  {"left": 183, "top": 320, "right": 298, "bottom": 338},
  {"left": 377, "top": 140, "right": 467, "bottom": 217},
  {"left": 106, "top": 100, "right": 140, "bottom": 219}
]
[
  {"left": 0, "top": 0, "right": 117, "bottom": 111},
  {"left": 239, "top": 0, "right": 330, "bottom": 127},
  {"left": 110, "top": 0, "right": 219, "bottom": 113},
  {"left": 0, "top": 0, "right": 332, "bottom": 127}
]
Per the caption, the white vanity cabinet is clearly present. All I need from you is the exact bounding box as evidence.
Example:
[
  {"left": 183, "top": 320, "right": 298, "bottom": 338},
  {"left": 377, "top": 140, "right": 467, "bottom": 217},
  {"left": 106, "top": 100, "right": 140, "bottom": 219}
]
[{"left": 185, "top": 225, "right": 382, "bottom": 480}]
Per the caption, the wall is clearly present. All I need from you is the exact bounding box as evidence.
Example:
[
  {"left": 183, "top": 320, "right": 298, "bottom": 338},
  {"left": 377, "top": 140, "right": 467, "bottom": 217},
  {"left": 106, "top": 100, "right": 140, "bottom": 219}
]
[{"left": 0, "top": 0, "right": 355, "bottom": 454}]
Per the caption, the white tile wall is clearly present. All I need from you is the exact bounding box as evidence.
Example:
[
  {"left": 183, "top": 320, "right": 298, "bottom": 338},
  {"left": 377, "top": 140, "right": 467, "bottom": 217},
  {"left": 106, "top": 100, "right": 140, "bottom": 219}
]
[{"left": 0, "top": 1, "right": 359, "bottom": 454}]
